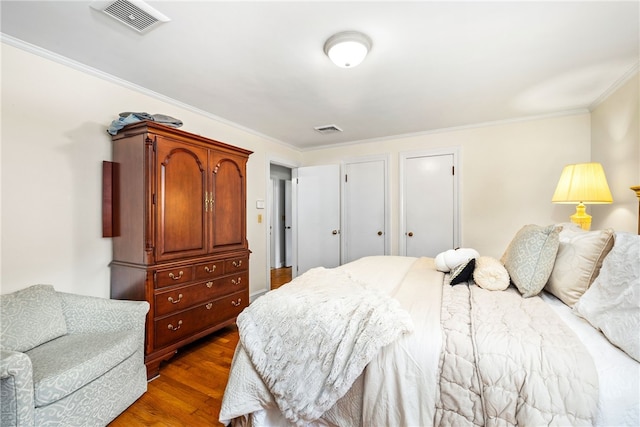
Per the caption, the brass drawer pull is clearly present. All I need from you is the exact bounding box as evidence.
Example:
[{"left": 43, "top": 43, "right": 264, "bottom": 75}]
[
  {"left": 205, "top": 281, "right": 214, "bottom": 288},
  {"left": 167, "top": 320, "right": 182, "bottom": 331},
  {"left": 204, "top": 265, "right": 217, "bottom": 273},
  {"left": 231, "top": 298, "right": 242, "bottom": 307},
  {"left": 206, "top": 303, "right": 213, "bottom": 310},
  {"left": 168, "top": 271, "right": 184, "bottom": 280},
  {"left": 231, "top": 277, "right": 242, "bottom": 285},
  {"left": 167, "top": 294, "right": 183, "bottom": 304},
  {"left": 232, "top": 260, "right": 242, "bottom": 268}
]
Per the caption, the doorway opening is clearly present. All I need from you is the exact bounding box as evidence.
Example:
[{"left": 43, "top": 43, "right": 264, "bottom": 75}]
[{"left": 269, "top": 163, "right": 293, "bottom": 290}]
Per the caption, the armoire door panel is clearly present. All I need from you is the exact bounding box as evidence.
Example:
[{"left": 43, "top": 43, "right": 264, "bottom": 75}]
[
  {"left": 155, "top": 139, "right": 209, "bottom": 261},
  {"left": 210, "top": 156, "right": 246, "bottom": 250}
]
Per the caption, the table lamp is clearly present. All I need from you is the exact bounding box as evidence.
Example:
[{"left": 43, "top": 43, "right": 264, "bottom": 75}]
[{"left": 551, "top": 162, "right": 613, "bottom": 230}]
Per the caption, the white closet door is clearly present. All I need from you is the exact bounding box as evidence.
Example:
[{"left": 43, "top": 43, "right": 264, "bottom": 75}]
[
  {"left": 294, "top": 164, "right": 341, "bottom": 276},
  {"left": 401, "top": 151, "right": 458, "bottom": 257},
  {"left": 343, "top": 157, "right": 388, "bottom": 263}
]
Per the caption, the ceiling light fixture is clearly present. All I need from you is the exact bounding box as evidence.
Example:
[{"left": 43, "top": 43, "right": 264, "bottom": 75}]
[{"left": 324, "top": 31, "right": 372, "bottom": 68}]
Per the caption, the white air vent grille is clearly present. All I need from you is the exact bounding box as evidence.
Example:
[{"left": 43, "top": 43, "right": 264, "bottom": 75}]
[
  {"left": 91, "top": 0, "right": 170, "bottom": 33},
  {"left": 314, "top": 124, "right": 343, "bottom": 135}
]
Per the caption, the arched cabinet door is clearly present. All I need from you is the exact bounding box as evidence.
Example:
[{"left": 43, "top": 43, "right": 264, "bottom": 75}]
[
  {"left": 155, "top": 137, "right": 209, "bottom": 262},
  {"left": 209, "top": 152, "right": 247, "bottom": 252}
]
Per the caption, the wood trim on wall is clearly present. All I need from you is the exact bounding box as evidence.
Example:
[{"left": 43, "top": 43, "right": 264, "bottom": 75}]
[{"left": 102, "top": 161, "right": 120, "bottom": 237}]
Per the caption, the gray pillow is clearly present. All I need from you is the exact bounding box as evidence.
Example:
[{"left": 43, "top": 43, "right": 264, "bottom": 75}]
[
  {"left": 0, "top": 285, "right": 67, "bottom": 352},
  {"left": 502, "top": 224, "right": 561, "bottom": 298}
]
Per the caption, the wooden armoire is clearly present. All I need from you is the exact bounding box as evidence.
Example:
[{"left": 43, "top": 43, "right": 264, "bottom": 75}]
[{"left": 109, "top": 121, "right": 252, "bottom": 379}]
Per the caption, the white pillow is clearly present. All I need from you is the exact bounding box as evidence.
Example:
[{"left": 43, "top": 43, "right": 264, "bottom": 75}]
[
  {"left": 435, "top": 248, "right": 480, "bottom": 272},
  {"left": 473, "top": 256, "right": 510, "bottom": 291},
  {"left": 573, "top": 232, "right": 640, "bottom": 362},
  {"left": 545, "top": 227, "right": 614, "bottom": 307}
]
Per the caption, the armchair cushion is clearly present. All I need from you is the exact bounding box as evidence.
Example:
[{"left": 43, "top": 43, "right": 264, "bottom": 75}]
[
  {"left": 26, "top": 329, "right": 140, "bottom": 406},
  {"left": 0, "top": 285, "right": 67, "bottom": 352}
]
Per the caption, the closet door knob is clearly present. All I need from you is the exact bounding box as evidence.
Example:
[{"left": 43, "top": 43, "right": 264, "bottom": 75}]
[
  {"left": 407, "top": 232, "right": 414, "bottom": 237},
  {"left": 377, "top": 231, "right": 383, "bottom": 236}
]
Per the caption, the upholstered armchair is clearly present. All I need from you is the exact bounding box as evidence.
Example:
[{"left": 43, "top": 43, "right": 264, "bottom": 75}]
[{"left": 0, "top": 285, "right": 149, "bottom": 426}]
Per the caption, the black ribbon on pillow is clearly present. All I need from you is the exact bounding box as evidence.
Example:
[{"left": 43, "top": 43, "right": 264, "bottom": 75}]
[{"left": 450, "top": 258, "right": 476, "bottom": 285}]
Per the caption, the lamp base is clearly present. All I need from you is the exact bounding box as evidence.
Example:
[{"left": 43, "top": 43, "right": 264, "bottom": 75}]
[{"left": 570, "top": 203, "right": 591, "bottom": 231}]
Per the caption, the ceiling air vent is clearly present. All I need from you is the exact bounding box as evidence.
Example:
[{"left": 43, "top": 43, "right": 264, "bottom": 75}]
[
  {"left": 314, "top": 124, "right": 343, "bottom": 135},
  {"left": 91, "top": 0, "right": 170, "bottom": 33}
]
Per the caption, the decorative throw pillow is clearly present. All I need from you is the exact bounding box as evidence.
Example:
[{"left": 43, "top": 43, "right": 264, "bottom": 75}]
[
  {"left": 0, "top": 284, "right": 67, "bottom": 352},
  {"left": 435, "top": 248, "right": 480, "bottom": 272},
  {"left": 450, "top": 258, "right": 476, "bottom": 285},
  {"left": 545, "top": 227, "right": 614, "bottom": 307},
  {"left": 473, "top": 256, "right": 510, "bottom": 291},
  {"left": 501, "top": 224, "right": 561, "bottom": 298},
  {"left": 574, "top": 232, "right": 640, "bottom": 362}
]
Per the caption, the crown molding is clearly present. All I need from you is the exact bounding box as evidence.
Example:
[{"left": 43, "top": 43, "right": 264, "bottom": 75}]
[
  {"left": 589, "top": 61, "right": 639, "bottom": 111},
  {"left": 0, "top": 33, "right": 298, "bottom": 151}
]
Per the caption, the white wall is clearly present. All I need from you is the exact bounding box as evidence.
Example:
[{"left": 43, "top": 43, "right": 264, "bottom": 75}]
[
  {"left": 302, "top": 114, "right": 592, "bottom": 258},
  {"left": 0, "top": 42, "right": 302, "bottom": 297},
  {"left": 590, "top": 73, "right": 639, "bottom": 232},
  {"left": 2, "top": 41, "right": 637, "bottom": 298}
]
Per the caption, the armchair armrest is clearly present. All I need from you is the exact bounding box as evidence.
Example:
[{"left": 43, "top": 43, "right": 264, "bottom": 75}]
[
  {"left": 58, "top": 292, "right": 149, "bottom": 335},
  {"left": 1, "top": 349, "right": 34, "bottom": 427}
]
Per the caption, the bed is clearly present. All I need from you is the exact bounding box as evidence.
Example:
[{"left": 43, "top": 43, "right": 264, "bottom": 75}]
[{"left": 219, "top": 224, "right": 640, "bottom": 426}]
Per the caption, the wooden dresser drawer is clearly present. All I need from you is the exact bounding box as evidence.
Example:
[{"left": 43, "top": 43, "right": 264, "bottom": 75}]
[
  {"left": 154, "top": 273, "right": 248, "bottom": 317},
  {"left": 194, "top": 260, "right": 225, "bottom": 280},
  {"left": 154, "top": 290, "right": 248, "bottom": 348},
  {"left": 155, "top": 266, "right": 193, "bottom": 288},
  {"left": 224, "top": 256, "right": 249, "bottom": 273},
  {"left": 215, "top": 271, "right": 248, "bottom": 296}
]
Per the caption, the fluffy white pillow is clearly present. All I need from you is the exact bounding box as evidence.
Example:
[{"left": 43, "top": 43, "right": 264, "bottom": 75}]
[
  {"left": 574, "top": 232, "right": 640, "bottom": 362},
  {"left": 545, "top": 227, "right": 614, "bottom": 307},
  {"left": 435, "top": 248, "right": 480, "bottom": 272},
  {"left": 501, "top": 224, "right": 561, "bottom": 298},
  {"left": 473, "top": 256, "right": 510, "bottom": 291}
]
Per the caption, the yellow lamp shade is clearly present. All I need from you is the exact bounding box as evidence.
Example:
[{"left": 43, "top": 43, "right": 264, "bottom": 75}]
[
  {"left": 552, "top": 163, "right": 613, "bottom": 204},
  {"left": 552, "top": 162, "right": 613, "bottom": 230}
]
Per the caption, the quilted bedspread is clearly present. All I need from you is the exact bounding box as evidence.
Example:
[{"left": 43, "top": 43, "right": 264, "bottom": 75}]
[{"left": 435, "top": 281, "right": 599, "bottom": 426}]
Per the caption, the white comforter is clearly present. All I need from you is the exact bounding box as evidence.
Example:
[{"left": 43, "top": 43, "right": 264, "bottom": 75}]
[
  {"left": 219, "top": 256, "right": 639, "bottom": 426},
  {"left": 235, "top": 266, "right": 414, "bottom": 425},
  {"left": 220, "top": 256, "right": 444, "bottom": 426}
]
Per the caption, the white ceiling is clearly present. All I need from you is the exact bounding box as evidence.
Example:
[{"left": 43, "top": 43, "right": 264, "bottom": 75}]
[{"left": 1, "top": 1, "right": 638, "bottom": 149}]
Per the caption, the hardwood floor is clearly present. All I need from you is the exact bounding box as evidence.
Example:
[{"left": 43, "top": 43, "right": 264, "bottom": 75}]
[
  {"left": 110, "top": 271, "right": 292, "bottom": 426},
  {"left": 109, "top": 326, "right": 239, "bottom": 427},
  {"left": 270, "top": 266, "right": 292, "bottom": 290}
]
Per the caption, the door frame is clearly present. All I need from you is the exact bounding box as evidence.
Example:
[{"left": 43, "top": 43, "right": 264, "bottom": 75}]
[
  {"left": 341, "top": 154, "right": 391, "bottom": 263},
  {"left": 265, "top": 156, "right": 299, "bottom": 292},
  {"left": 398, "top": 147, "right": 461, "bottom": 256}
]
